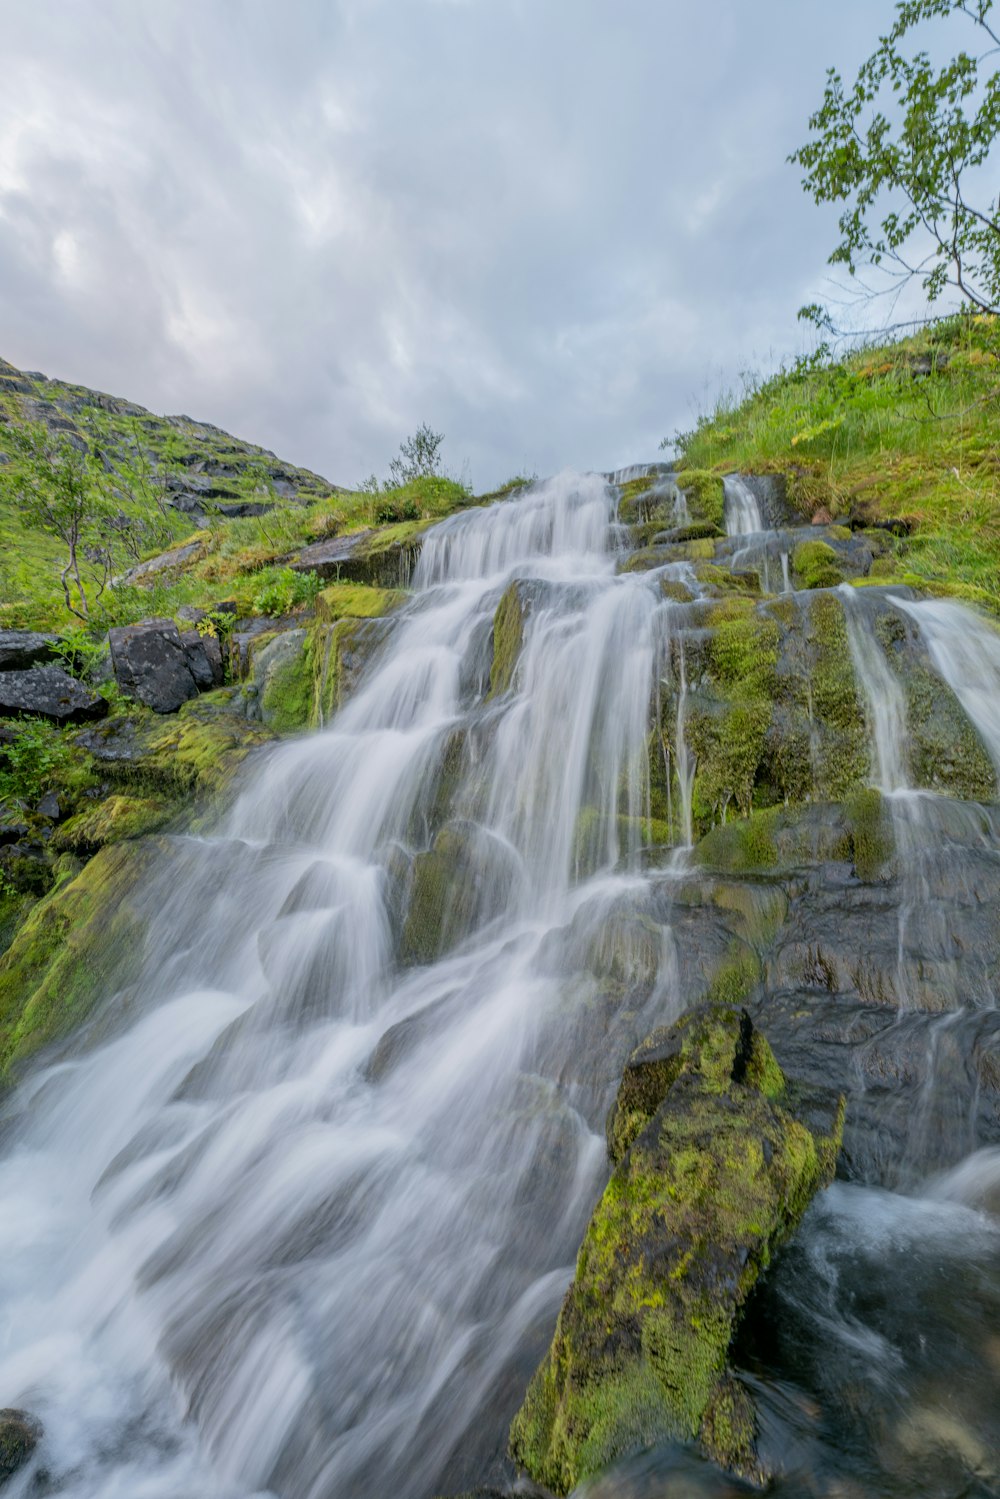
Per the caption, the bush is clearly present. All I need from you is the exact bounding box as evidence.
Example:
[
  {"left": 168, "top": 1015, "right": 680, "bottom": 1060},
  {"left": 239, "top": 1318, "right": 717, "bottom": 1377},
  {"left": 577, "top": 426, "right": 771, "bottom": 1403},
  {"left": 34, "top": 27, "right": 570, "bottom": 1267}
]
[{"left": 0, "top": 719, "right": 72, "bottom": 808}]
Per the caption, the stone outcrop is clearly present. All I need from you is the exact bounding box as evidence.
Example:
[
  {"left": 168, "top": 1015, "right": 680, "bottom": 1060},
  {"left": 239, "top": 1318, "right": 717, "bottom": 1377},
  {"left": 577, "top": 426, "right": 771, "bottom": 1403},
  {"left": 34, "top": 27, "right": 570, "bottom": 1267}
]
[
  {"left": 0, "top": 1409, "right": 41, "bottom": 1486},
  {"left": 0, "top": 667, "right": 108, "bottom": 724},
  {"left": 108, "top": 618, "right": 223, "bottom": 712},
  {"left": 0, "top": 631, "right": 60, "bottom": 671},
  {"left": 509, "top": 1005, "right": 843, "bottom": 1494}
]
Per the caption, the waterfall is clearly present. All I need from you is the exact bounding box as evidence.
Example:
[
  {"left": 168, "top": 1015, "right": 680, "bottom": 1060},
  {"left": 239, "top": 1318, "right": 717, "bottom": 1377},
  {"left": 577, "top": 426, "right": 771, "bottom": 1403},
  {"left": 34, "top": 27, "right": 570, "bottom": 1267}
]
[
  {"left": 838, "top": 585, "right": 910, "bottom": 792},
  {"left": 5, "top": 470, "right": 1000, "bottom": 1498},
  {"left": 722, "top": 474, "right": 764, "bottom": 536},
  {"left": 895, "top": 596, "right": 1000, "bottom": 774},
  {"left": 0, "top": 473, "right": 685, "bottom": 1499}
]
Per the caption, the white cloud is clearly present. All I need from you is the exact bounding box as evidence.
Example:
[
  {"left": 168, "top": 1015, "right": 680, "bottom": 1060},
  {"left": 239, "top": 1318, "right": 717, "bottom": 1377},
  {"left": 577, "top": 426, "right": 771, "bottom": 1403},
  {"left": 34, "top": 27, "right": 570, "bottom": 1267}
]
[{"left": 0, "top": 0, "right": 894, "bottom": 488}]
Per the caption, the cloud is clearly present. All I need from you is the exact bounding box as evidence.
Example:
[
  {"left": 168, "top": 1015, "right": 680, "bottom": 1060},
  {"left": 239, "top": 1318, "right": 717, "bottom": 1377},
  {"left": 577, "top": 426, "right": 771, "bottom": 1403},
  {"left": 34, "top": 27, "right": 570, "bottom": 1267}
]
[{"left": 0, "top": 0, "right": 892, "bottom": 489}]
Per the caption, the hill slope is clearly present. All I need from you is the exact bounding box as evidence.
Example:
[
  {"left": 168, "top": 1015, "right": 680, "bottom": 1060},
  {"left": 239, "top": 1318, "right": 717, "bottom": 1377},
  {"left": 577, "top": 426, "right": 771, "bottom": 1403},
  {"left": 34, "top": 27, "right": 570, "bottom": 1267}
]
[{"left": 673, "top": 312, "right": 1000, "bottom": 611}]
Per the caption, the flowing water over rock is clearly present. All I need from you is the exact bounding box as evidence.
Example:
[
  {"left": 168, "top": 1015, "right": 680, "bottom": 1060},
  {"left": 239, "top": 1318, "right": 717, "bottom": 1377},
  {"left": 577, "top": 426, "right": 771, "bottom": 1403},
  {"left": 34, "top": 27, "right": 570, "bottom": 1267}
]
[
  {"left": 722, "top": 475, "right": 764, "bottom": 536},
  {"left": 2, "top": 472, "right": 1000, "bottom": 1497}
]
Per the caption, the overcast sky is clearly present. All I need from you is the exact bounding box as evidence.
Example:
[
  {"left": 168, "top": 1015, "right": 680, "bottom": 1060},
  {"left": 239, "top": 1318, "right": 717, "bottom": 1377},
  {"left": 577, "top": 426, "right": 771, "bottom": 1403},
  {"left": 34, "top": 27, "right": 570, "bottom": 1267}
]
[{"left": 0, "top": 1, "right": 900, "bottom": 491}]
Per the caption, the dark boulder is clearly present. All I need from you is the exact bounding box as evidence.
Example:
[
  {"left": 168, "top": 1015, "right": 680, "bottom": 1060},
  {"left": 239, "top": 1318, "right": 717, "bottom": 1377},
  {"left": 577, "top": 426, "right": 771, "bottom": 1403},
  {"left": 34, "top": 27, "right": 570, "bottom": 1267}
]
[
  {"left": 0, "top": 630, "right": 60, "bottom": 671},
  {"left": 108, "top": 618, "right": 223, "bottom": 713},
  {"left": 0, "top": 667, "right": 108, "bottom": 724},
  {"left": 0, "top": 1408, "right": 41, "bottom": 1485}
]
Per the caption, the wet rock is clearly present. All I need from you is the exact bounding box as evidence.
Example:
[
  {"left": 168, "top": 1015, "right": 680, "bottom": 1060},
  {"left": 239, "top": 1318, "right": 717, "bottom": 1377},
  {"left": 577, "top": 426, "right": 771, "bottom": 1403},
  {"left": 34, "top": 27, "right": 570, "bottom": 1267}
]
[
  {"left": 401, "top": 819, "right": 522, "bottom": 963},
  {"left": 35, "top": 791, "right": 61, "bottom": 821},
  {"left": 0, "top": 630, "right": 60, "bottom": 670},
  {"left": 292, "top": 526, "right": 424, "bottom": 587},
  {"left": 244, "top": 629, "right": 310, "bottom": 732},
  {"left": 0, "top": 1408, "right": 42, "bottom": 1483},
  {"left": 0, "top": 667, "right": 108, "bottom": 724},
  {"left": 108, "top": 618, "right": 222, "bottom": 713},
  {"left": 120, "top": 539, "right": 202, "bottom": 583},
  {"left": 509, "top": 1005, "right": 843, "bottom": 1494}
]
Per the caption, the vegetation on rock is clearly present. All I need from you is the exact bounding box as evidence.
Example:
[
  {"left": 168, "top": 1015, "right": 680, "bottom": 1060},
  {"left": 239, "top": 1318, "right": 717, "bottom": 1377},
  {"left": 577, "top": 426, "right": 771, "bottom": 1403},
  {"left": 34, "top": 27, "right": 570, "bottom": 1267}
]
[{"left": 510, "top": 1004, "right": 843, "bottom": 1494}]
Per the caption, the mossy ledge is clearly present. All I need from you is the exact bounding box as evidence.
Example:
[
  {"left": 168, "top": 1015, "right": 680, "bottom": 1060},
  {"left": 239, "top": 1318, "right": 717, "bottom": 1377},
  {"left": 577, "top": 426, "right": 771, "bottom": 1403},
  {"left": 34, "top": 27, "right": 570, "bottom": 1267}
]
[
  {"left": 509, "top": 1003, "right": 843, "bottom": 1494},
  {"left": 0, "top": 838, "right": 166, "bottom": 1079}
]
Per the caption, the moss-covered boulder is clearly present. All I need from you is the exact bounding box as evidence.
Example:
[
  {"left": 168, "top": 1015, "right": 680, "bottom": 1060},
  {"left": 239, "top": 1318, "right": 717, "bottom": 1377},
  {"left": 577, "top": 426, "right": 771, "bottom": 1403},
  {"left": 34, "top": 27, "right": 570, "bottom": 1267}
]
[
  {"left": 315, "top": 581, "right": 406, "bottom": 623},
  {"left": 0, "top": 1409, "right": 42, "bottom": 1485},
  {"left": 52, "top": 793, "right": 174, "bottom": 855},
  {"left": 676, "top": 471, "right": 726, "bottom": 530},
  {"left": 489, "top": 581, "right": 528, "bottom": 697},
  {"left": 243, "top": 628, "right": 312, "bottom": 733},
  {"left": 509, "top": 1004, "right": 843, "bottom": 1495},
  {"left": 310, "top": 616, "right": 394, "bottom": 723},
  {"left": 0, "top": 837, "right": 167, "bottom": 1078},
  {"left": 77, "top": 692, "right": 276, "bottom": 802},
  {"left": 400, "top": 819, "right": 521, "bottom": 964}
]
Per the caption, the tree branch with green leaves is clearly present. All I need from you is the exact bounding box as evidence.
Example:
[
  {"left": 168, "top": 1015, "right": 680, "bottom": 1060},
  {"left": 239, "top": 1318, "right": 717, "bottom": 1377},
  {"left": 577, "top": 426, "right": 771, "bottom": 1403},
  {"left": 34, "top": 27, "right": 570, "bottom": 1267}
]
[{"left": 792, "top": 0, "right": 1000, "bottom": 326}]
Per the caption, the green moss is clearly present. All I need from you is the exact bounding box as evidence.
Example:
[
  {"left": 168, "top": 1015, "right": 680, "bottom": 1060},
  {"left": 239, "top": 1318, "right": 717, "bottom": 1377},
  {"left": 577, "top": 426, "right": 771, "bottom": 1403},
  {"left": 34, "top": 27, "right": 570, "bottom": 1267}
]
[
  {"left": 710, "top": 881, "right": 788, "bottom": 951},
  {"left": 621, "top": 538, "right": 715, "bottom": 573},
  {"left": 704, "top": 947, "right": 761, "bottom": 1007},
  {"left": 513, "top": 1004, "right": 843, "bottom": 1494},
  {"left": 309, "top": 616, "right": 388, "bottom": 724},
  {"left": 315, "top": 582, "right": 405, "bottom": 623},
  {"left": 694, "top": 811, "right": 779, "bottom": 872},
  {"left": 692, "top": 562, "right": 762, "bottom": 597},
  {"left": 400, "top": 822, "right": 514, "bottom": 963},
  {"left": 676, "top": 470, "right": 726, "bottom": 529},
  {"left": 109, "top": 696, "right": 276, "bottom": 801},
  {"left": 53, "top": 794, "right": 173, "bottom": 854},
  {"left": 0, "top": 838, "right": 164, "bottom": 1077},
  {"left": 684, "top": 603, "right": 781, "bottom": 829},
  {"left": 257, "top": 636, "right": 313, "bottom": 735},
  {"left": 904, "top": 659, "right": 997, "bottom": 800},
  {"left": 845, "top": 787, "right": 895, "bottom": 883},
  {"left": 792, "top": 540, "right": 845, "bottom": 591},
  {"left": 489, "top": 582, "right": 526, "bottom": 697}
]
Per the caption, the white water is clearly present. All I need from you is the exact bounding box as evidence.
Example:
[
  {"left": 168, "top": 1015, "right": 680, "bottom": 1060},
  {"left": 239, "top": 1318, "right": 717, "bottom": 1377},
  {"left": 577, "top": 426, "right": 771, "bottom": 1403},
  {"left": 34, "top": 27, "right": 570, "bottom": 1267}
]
[
  {"left": 896, "top": 596, "right": 1000, "bottom": 773},
  {"left": 5, "top": 473, "right": 1000, "bottom": 1497},
  {"left": 838, "top": 586, "right": 910, "bottom": 793},
  {"left": 0, "top": 473, "right": 687, "bottom": 1499},
  {"left": 722, "top": 475, "right": 764, "bottom": 536}
]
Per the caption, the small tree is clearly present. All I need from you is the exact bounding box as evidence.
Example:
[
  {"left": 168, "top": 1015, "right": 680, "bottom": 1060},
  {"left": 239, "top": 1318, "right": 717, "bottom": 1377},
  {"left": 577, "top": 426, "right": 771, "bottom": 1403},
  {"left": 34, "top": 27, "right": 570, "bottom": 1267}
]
[
  {"left": 792, "top": 0, "right": 1000, "bottom": 324},
  {"left": 3, "top": 421, "right": 130, "bottom": 620},
  {"left": 385, "top": 423, "right": 445, "bottom": 488}
]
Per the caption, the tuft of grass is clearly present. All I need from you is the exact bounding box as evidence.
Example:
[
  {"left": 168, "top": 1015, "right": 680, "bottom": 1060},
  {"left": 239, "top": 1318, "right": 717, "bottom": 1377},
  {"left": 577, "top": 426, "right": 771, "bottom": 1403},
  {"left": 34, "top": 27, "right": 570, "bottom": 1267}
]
[{"left": 670, "top": 313, "right": 1000, "bottom": 609}]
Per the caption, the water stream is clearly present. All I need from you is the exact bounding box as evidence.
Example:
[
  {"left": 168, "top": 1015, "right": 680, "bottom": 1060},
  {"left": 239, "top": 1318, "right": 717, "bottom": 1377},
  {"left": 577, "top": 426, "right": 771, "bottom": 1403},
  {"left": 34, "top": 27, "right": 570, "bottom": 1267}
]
[{"left": 1, "top": 475, "right": 1000, "bottom": 1497}]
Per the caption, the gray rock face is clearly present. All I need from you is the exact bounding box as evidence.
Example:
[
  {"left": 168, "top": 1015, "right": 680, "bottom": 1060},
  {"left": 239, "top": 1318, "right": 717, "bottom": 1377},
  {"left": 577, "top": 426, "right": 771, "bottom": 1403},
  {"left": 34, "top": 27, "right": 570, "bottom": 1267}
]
[
  {"left": 0, "top": 667, "right": 108, "bottom": 724},
  {"left": 108, "top": 619, "right": 223, "bottom": 713},
  {"left": 0, "top": 1408, "right": 42, "bottom": 1485},
  {"left": 0, "top": 631, "right": 60, "bottom": 671}
]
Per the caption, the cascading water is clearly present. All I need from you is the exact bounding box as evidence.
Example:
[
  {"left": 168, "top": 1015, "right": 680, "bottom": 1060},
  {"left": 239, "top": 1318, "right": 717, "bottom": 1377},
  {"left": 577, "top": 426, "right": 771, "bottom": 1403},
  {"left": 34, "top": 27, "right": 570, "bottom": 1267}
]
[
  {"left": 0, "top": 473, "right": 686, "bottom": 1499},
  {"left": 4, "top": 472, "right": 1000, "bottom": 1498},
  {"left": 722, "top": 474, "right": 764, "bottom": 535}
]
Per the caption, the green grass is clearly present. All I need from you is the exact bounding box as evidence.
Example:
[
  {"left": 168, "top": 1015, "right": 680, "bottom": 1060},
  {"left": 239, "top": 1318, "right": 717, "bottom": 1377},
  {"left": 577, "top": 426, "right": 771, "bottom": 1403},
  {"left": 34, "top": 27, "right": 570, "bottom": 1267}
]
[
  {"left": 672, "top": 312, "right": 1000, "bottom": 610},
  {"left": 0, "top": 350, "right": 475, "bottom": 636}
]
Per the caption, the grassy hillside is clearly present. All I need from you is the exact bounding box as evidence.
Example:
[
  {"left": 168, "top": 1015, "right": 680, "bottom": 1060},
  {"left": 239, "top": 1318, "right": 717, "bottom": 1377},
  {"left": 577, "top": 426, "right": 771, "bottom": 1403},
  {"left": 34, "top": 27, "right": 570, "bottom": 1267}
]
[
  {"left": 673, "top": 312, "right": 1000, "bottom": 610},
  {"left": 0, "top": 356, "right": 477, "bottom": 634}
]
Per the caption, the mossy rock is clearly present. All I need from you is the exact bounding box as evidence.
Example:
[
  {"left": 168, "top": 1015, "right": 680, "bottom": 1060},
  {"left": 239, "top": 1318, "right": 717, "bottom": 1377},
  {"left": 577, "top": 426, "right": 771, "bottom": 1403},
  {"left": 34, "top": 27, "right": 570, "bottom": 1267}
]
[
  {"left": 844, "top": 787, "right": 895, "bottom": 883},
  {"left": 400, "top": 819, "right": 521, "bottom": 964},
  {"left": 676, "top": 470, "right": 726, "bottom": 529},
  {"left": 510, "top": 1005, "right": 843, "bottom": 1495},
  {"left": 310, "top": 616, "right": 393, "bottom": 724},
  {"left": 315, "top": 582, "right": 405, "bottom": 623},
  {"left": 791, "top": 539, "right": 844, "bottom": 591},
  {"left": 246, "top": 628, "right": 312, "bottom": 734},
  {"left": 489, "top": 581, "right": 528, "bottom": 697},
  {"left": 53, "top": 793, "right": 174, "bottom": 855},
  {"left": 80, "top": 696, "right": 276, "bottom": 804},
  {"left": 0, "top": 838, "right": 166, "bottom": 1078}
]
